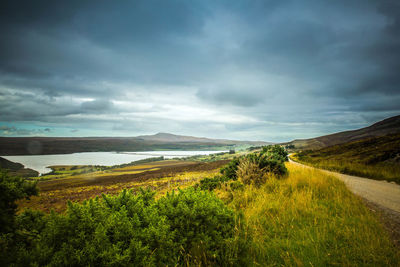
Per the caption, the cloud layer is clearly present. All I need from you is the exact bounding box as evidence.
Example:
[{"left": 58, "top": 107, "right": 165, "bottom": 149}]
[{"left": 1, "top": 0, "right": 399, "bottom": 141}]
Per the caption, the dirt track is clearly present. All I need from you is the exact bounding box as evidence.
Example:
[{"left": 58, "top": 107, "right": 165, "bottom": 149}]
[{"left": 289, "top": 159, "right": 400, "bottom": 247}]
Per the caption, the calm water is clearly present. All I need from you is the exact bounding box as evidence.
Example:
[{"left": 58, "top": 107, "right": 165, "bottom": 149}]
[{"left": 2, "top": 151, "right": 225, "bottom": 175}]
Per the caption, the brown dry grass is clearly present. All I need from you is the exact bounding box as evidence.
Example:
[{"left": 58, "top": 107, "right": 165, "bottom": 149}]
[{"left": 18, "top": 160, "right": 226, "bottom": 213}]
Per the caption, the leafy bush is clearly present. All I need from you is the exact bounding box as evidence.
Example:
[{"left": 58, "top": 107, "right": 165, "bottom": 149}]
[
  {"left": 0, "top": 171, "right": 38, "bottom": 266},
  {"left": 8, "top": 188, "right": 241, "bottom": 266},
  {"left": 229, "top": 181, "right": 245, "bottom": 191},
  {"left": 220, "top": 157, "right": 240, "bottom": 180},
  {"left": 237, "top": 157, "right": 268, "bottom": 186},
  {"left": 261, "top": 145, "right": 288, "bottom": 162},
  {"left": 199, "top": 176, "right": 225, "bottom": 191},
  {"left": 157, "top": 188, "right": 238, "bottom": 265},
  {"left": 0, "top": 171, "right": 38, "bottom": 234},
  {"left": 247, "top": 153, "right": 287, "bottom": 177},
  {"left": 217, "top": 147, "right": 288, "bottom": 188},
  {"left": 233, "top": 151, "right": 287, "bottom": 187}
]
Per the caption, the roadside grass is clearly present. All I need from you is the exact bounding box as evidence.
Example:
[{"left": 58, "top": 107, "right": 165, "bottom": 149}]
[
  {"left": 215, "top": 162, "right": 400, "bottom": 266},
  {"left": 292, "top": 134, "right": 400, "bottom": 184},
  {"left": 292, "top": 155, "right": 400, "bottom": 184}
]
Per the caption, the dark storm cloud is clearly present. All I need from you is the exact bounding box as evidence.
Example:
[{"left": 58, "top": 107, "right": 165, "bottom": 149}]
[
  {"left": 81, "top": 99, "right": 114, "bottom": 112},
  {"left": 0, "top": 0, "right": 209, "bottom": 85},
  {"left": 0, "top": 0, "right": 399, "bottom": 141},
  {"left": 354, "top": 2, "right": 400, "bottom": 96},
  {"left": 197, "top": 88, "right": 264, "bottom": 107}
]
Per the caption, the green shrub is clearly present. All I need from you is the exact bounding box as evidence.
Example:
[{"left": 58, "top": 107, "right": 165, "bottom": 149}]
[
  {"left": 18, "top": 188, "right": 168, "bottom": 266},
  {"left": 249, "top": 151, "right": 287, "bottom": 176},
  {"left": 0, "top": 171, "right": 38, "bottom": 266},
  {"left": 0, "top": 171, "right": 38, "bottom": 234},
  {"left": 199, "top": 176, "right": 225, "bottom": 191},
  {"left": 218, "top": 148, "right": 288, "bottom": 188},
  {"left": 236, "top": 152, "right": 287, "bottom": 187},
  {"left": 9, "top": 188, "right": 241, "bottom": 266},
  {"left": 157, "top": 188, "right": 238, "bottom": 265},
  {"left": 229, "top": 181, "right": 245, "bottom": 191},
  {"left": 237, "top": 157, "right": 268, "bottom": 186},
  {"left": 261, "top": 145, "right": 288, "bottom": 162},
  {"left": 220, "top": 157, "right": 240, "bottom": 180}
]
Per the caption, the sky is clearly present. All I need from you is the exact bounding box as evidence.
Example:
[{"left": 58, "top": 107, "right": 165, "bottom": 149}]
[{"left": 0, "top": 0, "right": 399, "bottom": 142}]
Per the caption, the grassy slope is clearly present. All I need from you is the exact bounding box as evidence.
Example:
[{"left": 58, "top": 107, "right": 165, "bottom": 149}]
[
  {"left": 292, "top": 134, "right": 400, "bottom": 184},
  {"left": 217, "top": 162, "right": 400, "bottom": 265},
  {"left": 286, "top": 115, "right": 400, "bottom": 150},
  {"left": 0, "top": 157, "right": 39, "bottom": 177},
  {"left": 18, "top": 156, "right": 400, "bottom": 265}
]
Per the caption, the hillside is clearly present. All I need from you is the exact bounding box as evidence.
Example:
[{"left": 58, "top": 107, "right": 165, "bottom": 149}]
[
  {"left": 0, "top": 157, "right": 39, "bottom": 177},
  {"left": 136, "top": 132, "right": 264, "bottom": 144},
  {"left": 293, "top": 133, "right": 400, "bottom": 183},
  {"left": 286, "top": 115, "right": 400, "bottom": 150},
  {"left": 0, "top": 134, "right": 270, "bottom": 155},
  {"left": 11, "top": 148, "right": 400, "bottom": 265}
]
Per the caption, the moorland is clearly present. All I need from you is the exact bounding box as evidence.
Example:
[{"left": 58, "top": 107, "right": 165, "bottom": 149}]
[
  {"left": 285, "top": 115, "right": 400, "bottom": 150},
  {"left": 292, "top": 133, "right": 400, "bottom": 184},
  {"left": 1, "top": 145, "right": 399, "bottom": 266}
]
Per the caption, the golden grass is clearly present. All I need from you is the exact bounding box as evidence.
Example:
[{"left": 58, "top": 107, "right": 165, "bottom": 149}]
[
  {"left": 216, "top": 162, "right": 400, "bottom": 266},
  {"left": 292, "top": 154, "right": 400, "bottom": 184},
  {"left": 33, "top": 166, "right": 165, "bottom": 181},
  {"left": 111, "top": 160, "right": 181, "bottom": 171},
  {"left": 33, "top": 160, "right": 191, "bottom": 181}
]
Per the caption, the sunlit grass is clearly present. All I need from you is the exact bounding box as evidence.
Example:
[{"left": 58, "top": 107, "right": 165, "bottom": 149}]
[
  {"left": 216, "top": 162, "right": 400, "bottom": 265},
  {"left": 30, "top": 160, "right": 191, "bottom": 181},
  {"left": 292, "top": 154, "right": 400, "bottom": 184},
  {"left": 69, "top": 168, "right": 161, "bottom": 179},
  {"left": 111, "top": 160, "right": 190, "bottom": 170}
]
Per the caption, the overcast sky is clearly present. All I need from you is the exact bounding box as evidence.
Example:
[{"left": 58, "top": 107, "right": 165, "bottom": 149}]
[{"left": 1, "top": 0, "right": 399, "bottom": 142}]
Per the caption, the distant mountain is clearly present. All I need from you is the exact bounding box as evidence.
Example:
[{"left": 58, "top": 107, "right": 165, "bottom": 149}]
[
  {"left": 0, "top": 133, "right": 271, "bottom": 155},
  {"left": 136, "top": 132, "right": 268, "bottom": 145},
  {"left": 286, "top": 115, "right": 400, "bottom": 150},
  {"left": 136, "top": 132, "right": 225, "bottom": 143}
]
